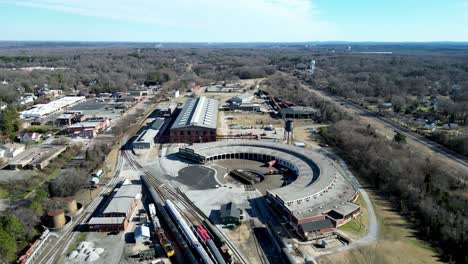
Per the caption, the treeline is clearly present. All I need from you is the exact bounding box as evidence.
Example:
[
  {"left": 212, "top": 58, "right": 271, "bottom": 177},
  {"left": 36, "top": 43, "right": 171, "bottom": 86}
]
[
  {"left": 320, "top": 120, "right": 467, "bottom": 262},
  {"left": 0, "top": 47, "right": 281, "bottom": 104},
  {"left": 430, "top": 132, "right": 468, "bottom": 156}
]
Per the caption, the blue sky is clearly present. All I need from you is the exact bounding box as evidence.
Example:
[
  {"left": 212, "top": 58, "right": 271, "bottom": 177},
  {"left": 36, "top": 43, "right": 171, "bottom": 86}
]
[{"left": 0, "top": 0, "right": 467, "bottom": 42}]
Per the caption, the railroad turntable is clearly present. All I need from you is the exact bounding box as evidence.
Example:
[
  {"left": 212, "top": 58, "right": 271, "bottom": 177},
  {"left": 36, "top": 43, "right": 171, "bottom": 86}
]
[{"left": 155, "top": 140, "right": 361, "bottom": 241}]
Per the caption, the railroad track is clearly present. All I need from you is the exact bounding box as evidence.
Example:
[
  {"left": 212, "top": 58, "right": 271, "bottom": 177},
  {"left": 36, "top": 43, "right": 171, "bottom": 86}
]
[
  {"left": 36, "top": 151, "right": 124, "bottom": 264},
  {"left": 311, "top": 86, "right": 468, "bottom": 168},
  {"left": 122, "top": 150, "right": 249, "bottom": 264}
]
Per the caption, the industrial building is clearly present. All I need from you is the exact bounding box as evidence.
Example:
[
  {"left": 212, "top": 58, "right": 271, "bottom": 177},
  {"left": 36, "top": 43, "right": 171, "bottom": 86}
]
[
  {"left": 170, "top": 96, "right": 218, "bottom": 143},
  {"left": 177, "top": 140, "right": 360, "bottom": 240},
  {"left": 88, "top": 180, "right": 141, "bottom": 232},
  {"left": 7, "top": 145, "right": 67, "bottom": 170},
  {"left": 279, "top": 106, "right": 320, "bottom": 119},
  {"left": 19, "top": 96, "right": 86, "bottom": 119},
  {"left": 133, "top": 117, "right": 171, "bottom": 149},
  {"left": 226, "top": 93, "right": 254, "bottom": 106},
  {"left": 67, "top": 118, "right": 110, "bottom": 138}
]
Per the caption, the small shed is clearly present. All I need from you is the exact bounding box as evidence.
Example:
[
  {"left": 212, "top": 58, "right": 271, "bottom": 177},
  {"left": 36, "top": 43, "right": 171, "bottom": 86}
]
[
  {"left": 220, "top": 202, "right": 240, "bottom": 225},
  {"left": 135, "top": 223, "right": 151, "bottom": 244}
]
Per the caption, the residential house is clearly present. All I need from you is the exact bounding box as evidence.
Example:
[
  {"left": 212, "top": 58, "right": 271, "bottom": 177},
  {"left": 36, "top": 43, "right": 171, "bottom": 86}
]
[{"left": 20, "top": 132, "right": 42, "bottom": 142}]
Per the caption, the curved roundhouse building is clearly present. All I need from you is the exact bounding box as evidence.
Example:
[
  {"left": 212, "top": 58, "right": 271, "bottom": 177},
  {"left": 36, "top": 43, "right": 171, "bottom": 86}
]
[{"left": 178, "top": 140, "right": 360, "bottom": 239}]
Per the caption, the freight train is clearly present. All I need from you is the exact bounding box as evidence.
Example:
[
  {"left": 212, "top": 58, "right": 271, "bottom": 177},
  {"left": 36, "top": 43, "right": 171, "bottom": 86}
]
[
  {"left": 165, "top": 199, "right": 214, "bottom": 264},
  {"left": 141, "top": 175, "right": 199, "bottom": 264},
  {"left": 197, "top": 226, "right": 226, "bottom": 264},
  {"left": 148, "top": 203, "right": 175, "bottom": 257}
]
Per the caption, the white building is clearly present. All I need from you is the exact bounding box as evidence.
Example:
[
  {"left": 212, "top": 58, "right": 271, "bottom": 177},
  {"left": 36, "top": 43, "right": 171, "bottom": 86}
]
[
  {"left": 17, "top": 96, "right": 36, "bottom": 105},
  {"left": 0, "top": 143, "right": 25, "bottom": 158},
  {"left": 173, "top": 90, "right": 180, "bottom": 98},
  {"left": 0, "top": 103, "right": 7, "bottom": 110},
  {"left": 20, "top": 96, "right": 85, "bottom": 119}
]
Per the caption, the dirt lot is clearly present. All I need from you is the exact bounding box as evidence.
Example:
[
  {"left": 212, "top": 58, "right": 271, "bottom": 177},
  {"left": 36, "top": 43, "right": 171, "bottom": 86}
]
[
  {"left": 223, "top": 224, "right": 263, "bottom": 264},
  {"left": 318, "top": 190, "right": 441, "bottom": 264}
]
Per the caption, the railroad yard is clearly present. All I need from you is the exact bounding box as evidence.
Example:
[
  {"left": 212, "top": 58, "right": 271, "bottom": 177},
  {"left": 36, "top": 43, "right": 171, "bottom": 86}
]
[{"left": 16, "top": 82, "right": 372, "bottom": 264}]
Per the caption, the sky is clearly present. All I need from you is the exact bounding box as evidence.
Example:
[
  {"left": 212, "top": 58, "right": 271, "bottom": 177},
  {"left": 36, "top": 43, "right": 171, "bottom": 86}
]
[{"left": 0, "top": 0, "right": 467, "bottom": 42}]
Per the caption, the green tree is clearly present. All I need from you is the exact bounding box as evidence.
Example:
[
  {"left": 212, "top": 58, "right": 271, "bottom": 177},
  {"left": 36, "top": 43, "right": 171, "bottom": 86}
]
[
  {"left": 0, "top": 107, "right": 20, "bottom": 140},
  {"left": 0, "top": 229, "right": 16, "bottom": 263},
  {"left": 393, "top": 132, "right": 407, "bottom": 144},
  {"left": 29, "top": 200, "right": 43, "bottom": 215},
  {"left": 0, "top": 215, "right": 24, "bottom": 240}
]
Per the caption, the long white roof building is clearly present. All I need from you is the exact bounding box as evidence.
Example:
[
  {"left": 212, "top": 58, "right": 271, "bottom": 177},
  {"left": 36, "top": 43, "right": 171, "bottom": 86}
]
[{"left": 20, "top": 96, "right": 85, "bottom": 119}]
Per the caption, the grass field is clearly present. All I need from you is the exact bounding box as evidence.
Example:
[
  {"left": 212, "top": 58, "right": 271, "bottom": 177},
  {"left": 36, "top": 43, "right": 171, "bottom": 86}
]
[
  {"left": 339, "top": 193, "right": 368, "bottom": 239},
  {"left": 318, "top": 190, "right": 441, "bottom": 264}
]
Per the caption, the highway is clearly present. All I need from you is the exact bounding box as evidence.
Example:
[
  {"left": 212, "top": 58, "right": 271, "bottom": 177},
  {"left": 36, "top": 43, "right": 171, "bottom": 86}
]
[{"left": 308, "top": 85, "right": 468, "bottom": 168}]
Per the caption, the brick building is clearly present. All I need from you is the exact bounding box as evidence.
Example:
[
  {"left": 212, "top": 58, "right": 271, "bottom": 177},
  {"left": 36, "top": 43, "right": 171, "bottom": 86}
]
[{"left": 170, "top": 97, "right": 218, "bottom": 143}]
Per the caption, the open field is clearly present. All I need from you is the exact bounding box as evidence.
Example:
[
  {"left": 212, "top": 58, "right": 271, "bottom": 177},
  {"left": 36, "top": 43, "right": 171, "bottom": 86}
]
[
  {"left": 223, "top": 112, "right": 281, "bottom": 127},
  {"left": 318, "top": 190, "right": 441, "bottom": 264}
]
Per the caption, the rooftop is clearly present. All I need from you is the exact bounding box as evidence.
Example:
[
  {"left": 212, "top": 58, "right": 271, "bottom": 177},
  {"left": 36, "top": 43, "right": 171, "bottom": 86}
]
[
  {"left": 171, "top": 97, "right": 218, "bottom": 130},
  {"left": 68, "top": 120, "right": 104, "bottom": 129},
  {"left": 20, "top": 96, "right": 85, "bottom": 118},
  {"left": 88, "top": 217, "right": 126, "bottom": 225},
  {"left": 183, "top": 140, "right": 358, "bottom": 220},
  {"left": 102, "top": 183, "right": 141, "bottom": 215},
  {"left": 300, "top": 219, "right": 333, "bottom": 232},
  {"left": 220, "top": 202, "right": 240, "bottom": 219}
]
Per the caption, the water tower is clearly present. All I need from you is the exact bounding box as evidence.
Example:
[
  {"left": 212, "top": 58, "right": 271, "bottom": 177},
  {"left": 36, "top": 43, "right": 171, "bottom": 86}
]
[
  {"left": 284, "top": 120, "right": 294, "bottom": 144},
  {"left": 310, "top": 60, "right": 316, "bottom": 75}
]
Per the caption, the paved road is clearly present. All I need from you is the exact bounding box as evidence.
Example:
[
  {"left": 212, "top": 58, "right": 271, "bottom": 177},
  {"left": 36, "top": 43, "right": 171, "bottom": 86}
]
[
  {"left": 308, "top": 85, "right": 468, "bottom": 168},
  {"left": 313, "top": 151, "right": 379, "bottom": 259}
]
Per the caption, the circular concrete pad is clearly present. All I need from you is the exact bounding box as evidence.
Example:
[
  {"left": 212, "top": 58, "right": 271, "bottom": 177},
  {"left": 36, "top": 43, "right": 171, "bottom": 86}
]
[{"left": 176, "top": 166, "right": 217, "bottom": 190}]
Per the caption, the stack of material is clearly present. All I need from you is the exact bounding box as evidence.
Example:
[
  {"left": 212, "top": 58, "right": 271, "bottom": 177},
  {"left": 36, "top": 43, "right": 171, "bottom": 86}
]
[{"left": 67, "top": 241, "right": 105, "bottom": 263}]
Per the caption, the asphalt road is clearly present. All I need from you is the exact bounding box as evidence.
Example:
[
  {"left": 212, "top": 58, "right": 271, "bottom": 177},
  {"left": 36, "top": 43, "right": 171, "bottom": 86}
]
[{"left": 311, "top": 86, "right": 468, "bottom": 168}]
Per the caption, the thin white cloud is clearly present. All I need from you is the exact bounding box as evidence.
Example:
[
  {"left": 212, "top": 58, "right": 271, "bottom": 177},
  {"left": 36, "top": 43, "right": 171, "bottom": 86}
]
[{"left": 1, "top": 0, "right": 335, "bottom": 41}]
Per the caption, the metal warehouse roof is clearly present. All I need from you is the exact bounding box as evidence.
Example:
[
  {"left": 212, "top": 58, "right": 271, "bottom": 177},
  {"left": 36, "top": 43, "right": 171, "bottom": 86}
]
[
  {"left": 20, "top": 96, "right": 85, "bottom": 119},
  {"left": 135, "top": 129, "right": 159, "bottom": 144},
  {"left": 300, "top": 219, "right": 333, "bottom": 232},
  {"left": 220, "top": 202, "right": 240, "bottom": 219},
  {"left": 88, "top": 217, "right": 126, "bottom": 225},
  {"left": 102, "top": 183, "right": 141, "bottom": 215},
  {"left": 150, "top": 118, "right": 166, "bottom": 130},
  {"left": 171, "top": 96, "right": 218, "bottom": 130}
]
